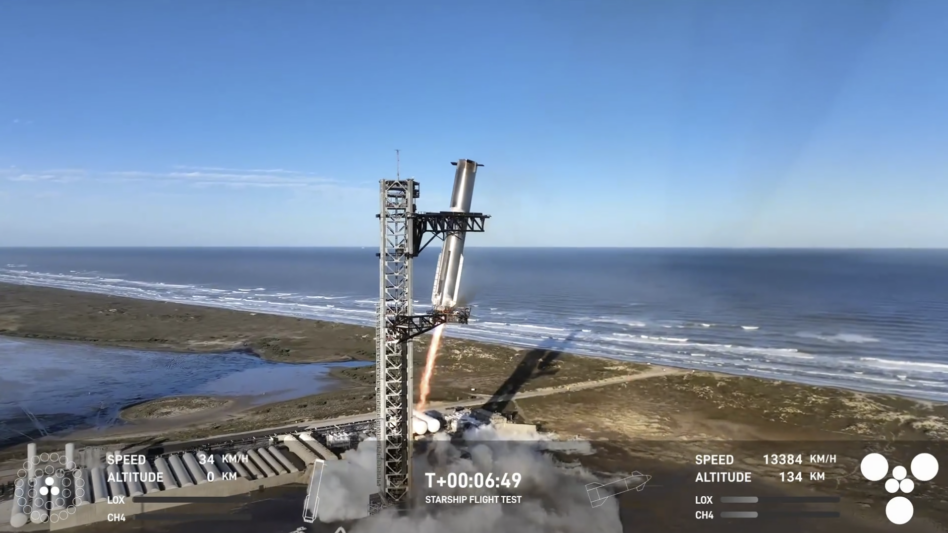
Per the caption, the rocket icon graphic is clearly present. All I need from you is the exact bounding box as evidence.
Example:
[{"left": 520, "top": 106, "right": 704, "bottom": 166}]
[{"left": 586, "top": 472, "right": 651, "bottom": 508}]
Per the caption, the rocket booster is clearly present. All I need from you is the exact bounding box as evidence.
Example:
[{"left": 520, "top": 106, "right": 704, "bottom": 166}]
[{"left": 432, "top": 159, "right": 479, "bottom": 309}]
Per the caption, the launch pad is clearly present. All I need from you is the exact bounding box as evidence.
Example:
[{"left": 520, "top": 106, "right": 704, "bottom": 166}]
[{"left": 372, "top": 159, "right": 490, "bottom": 512}]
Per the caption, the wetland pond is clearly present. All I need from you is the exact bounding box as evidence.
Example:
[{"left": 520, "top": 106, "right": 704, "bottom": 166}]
[{"left": 0, "top": 337, "right": 368, "bottom": 442}]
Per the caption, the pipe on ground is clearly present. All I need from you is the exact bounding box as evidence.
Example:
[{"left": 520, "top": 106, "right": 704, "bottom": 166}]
[
  {"left": 412, "top": 415, "right": 429, "bottom": 435},
  {"left": 121, "top": 463, "right": 144, "bottom": 497},
  {"left": 153, "top": 457, "right": 178, "bottom": 489},
  {"left": 216, "top": 454, "right": 250, "bottom": 479},
  {"left": 26, "top": 444, "right": 36, "bottom": 481},
  {"left": 168, "top": 455, "right": 194, "bottom": 487},
  {"left": 30, "top": 477, "right": 48, "bottom": 524},
  {"left": 414, "top": 410, "right": 442, "bottom": 433},
  {"left": 74, "top": 469, "right": 92, "bottom": 506},
  {"left": 196, "top": 451, "right": 222, "bottom": 482},
  {"left": 247, "top": 449, "right": 276, "bottom": 477},
  {"left": 241, "top": 452, "right": 265, "bottom": 479},
  {"left": 90, "top": 467, "right": 108, "bottom": 503},
  {"left": 137, "top": 460, "right": 160, "bottom": 493},
  {"left": 267, "top": 446, "right": 299, "bottom": 473},
  {"left": 256, "top": 448, "right": 286, "bottom": 474},
  {"left": 182, "top": 453, "right": 208, "bottom": 485},
  {"left": 298, "top": 432, "right": 338, "bottom": 460},
  {"left": 50, "top": 475, "right": 65, "bottom": 511},
  {"left": 282, "top": 435, "right": 320, "bottom": 465},
  {"left": 106, "top": 464, "right": 126, "bottom": 498},
  {"left": 65, "top": 443, "right": 75, "bottom": 470},
  {"left": 9, "top": 478, "right": 27, "bottom": 528}
]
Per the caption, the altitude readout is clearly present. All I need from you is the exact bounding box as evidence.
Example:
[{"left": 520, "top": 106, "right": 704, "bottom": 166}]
[{"left": 425, "top": 472, "right": 522, "bottom": 489}]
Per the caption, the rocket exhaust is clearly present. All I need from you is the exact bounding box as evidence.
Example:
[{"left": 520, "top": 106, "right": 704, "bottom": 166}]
[{"left": 431, "top": 159, "right": 480, "bottom": 310}]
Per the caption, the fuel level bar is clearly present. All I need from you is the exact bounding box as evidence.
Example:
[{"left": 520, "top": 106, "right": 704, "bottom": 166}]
[
  {"left": 720, "top": 496, "right": 840, "bottom": 504},
  {"left": 133, "top": 513, "right": 253, "bottom": 521},
  {"left": 720, "top": 511, "right": 840, "bottom": 519},
  {"left": 132, "top": 495, "right": 251, "bottom": 503}
]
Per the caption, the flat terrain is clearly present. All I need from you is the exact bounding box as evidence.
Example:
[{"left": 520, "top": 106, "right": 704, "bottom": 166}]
[
  {"left": 0, "top": 282, "right": 648, "bottom": 447},
  {"left": 2, "top": 282, "right": 948, "bottom": 528}
]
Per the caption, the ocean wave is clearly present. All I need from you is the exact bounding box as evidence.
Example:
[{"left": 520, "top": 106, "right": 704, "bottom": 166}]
[
  {"left": 1, "top": 268, "right": 945, "bottom": 401},
  {"left": 608, "top": 333, "right": 813, "bottom": 359},
  {"left": 797, "top": 332, "right": 880, "bottom": 344},
  {"left": 859, "top": 357, "right": 948, "bottom": 373},
  {"left": 589, "top": 317, "right": 647, "bottom": 327}
]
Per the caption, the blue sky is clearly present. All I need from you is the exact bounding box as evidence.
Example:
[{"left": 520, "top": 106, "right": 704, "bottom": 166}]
[{"left": 1, "top": 0, "right": 945, "bottom": 247}]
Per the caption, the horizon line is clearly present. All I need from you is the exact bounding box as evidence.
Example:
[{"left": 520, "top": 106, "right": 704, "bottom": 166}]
[{"left": 1, "top": 245, "right": 946, "bottom": 251}]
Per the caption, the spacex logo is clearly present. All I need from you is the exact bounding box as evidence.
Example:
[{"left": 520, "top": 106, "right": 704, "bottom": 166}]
[{"left": 860, "top": 452, "right": 939, "bottom": 525}]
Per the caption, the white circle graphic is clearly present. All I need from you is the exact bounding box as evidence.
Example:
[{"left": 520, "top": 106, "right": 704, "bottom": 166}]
[
  {"left": 900, "top": 479, "right": 914, "bottom": 493},
  {"left": 860, "top": 453, "right": 889, "bottom": 481},
  {"left": 16, "top": 447, "right": 87, "bottom": 520},
  {"left": 885, "top": 478, "right": 899, "bottom": 493},
  {"left": 893, "top": 465, "right": 907, "bottom": 480},
  {"left": 886, "top": 496, "right": 913, "bottom": 525},
  {"left": 911, "top": 453, "right": 938, "bottom": 482}
]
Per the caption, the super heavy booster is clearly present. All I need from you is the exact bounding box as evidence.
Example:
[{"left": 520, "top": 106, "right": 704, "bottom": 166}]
[{"left": 431, "top": 159, "right": 480, "bottom": 310}]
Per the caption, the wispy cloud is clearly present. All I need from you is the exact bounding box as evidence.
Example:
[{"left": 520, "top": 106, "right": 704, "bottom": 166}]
[
  {"left": 2, "top": 165, "right": 373, "bottom": 194},
  {"left": 6, "top": 173, "right": 82, "bottom": 183}
]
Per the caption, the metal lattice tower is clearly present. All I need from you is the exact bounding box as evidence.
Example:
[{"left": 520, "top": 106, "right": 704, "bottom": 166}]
[
  {"left": 372, "top": 160, "right": 490, "bottom": 513},
  {"left": 375, "top": 178, "right": 418, "bottom": 506}
]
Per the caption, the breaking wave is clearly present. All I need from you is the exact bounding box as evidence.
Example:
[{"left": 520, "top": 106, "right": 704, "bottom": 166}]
[{"left": 798, "top": 332, "right": 880, "bottom": 344}]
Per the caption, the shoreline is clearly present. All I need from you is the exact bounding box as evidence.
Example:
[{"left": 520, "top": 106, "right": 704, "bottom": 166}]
[
  {"left": 2, "top": 282, "right": 948, "bottom": 527},
  {"left": 2, "top": 282, "right": 947, "bottom": 445},
  {"left": 0, "top": 281, "right": 944, "bottom": 406}
]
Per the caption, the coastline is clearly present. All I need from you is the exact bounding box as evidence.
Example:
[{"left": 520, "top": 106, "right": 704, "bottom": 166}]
[
  {"left": 2, "top": 282, "right": 948, "bottom": 526},
  {"left": 2, "top": 281, "right": 947, "bottom": 446}
]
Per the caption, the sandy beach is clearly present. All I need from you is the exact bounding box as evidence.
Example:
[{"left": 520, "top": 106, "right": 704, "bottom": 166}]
[{"left": 2, "top": 282, "right": 947, "bottom": 529}]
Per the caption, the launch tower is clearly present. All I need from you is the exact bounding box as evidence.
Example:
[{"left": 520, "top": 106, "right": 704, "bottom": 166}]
[{"left": 372, "top": 159, "right": 489, "bottom": 512}]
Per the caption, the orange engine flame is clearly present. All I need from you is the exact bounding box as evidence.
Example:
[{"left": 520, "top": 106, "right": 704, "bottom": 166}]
[{"left": 416, "top": 324, "right": 445, "bottom": 411}]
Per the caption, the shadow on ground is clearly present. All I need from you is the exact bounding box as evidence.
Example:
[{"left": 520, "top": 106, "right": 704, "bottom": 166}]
[{"left": 481, "top": 332, "right": 578, "bottom": 414}]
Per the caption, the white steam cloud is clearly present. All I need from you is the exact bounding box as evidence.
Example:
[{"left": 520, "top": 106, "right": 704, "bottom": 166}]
[{"left": 316, "top": 425, "right": 623, "bottom": 533}]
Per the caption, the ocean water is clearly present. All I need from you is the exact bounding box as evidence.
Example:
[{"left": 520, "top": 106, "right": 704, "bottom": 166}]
[{"left": 1, "top": 247, "right": 946, "bottom": 402}]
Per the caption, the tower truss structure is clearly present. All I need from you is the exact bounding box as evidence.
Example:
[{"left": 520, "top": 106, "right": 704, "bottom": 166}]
[{"left": 373, "top": 164, "right": 489, "bottom": 512}]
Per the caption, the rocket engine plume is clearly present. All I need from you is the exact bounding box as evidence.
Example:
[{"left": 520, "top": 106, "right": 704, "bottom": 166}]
[{"left": 416, "top": 324, "right": 444, "bottom": 410}]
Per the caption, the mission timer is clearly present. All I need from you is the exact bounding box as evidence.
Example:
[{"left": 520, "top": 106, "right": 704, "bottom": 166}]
[{"left": 425, "top": 472, "right": 522, "bottom": 489}]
